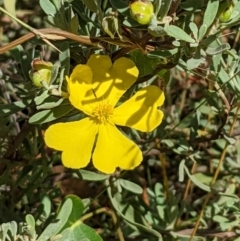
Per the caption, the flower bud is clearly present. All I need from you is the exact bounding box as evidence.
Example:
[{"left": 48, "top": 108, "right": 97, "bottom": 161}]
[
  {"left": 219, "top": 3, "right": 233, "bottom": 22},
  {"left": 130, "top": 0, "right": 154, "bottom": 25},
  {"left": 29, "top": 59, "right": 53, "bottom": 87}
]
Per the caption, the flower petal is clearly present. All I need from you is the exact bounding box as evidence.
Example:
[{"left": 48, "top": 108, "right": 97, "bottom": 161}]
[
  {"left": 92, "top": 123, "right": 142, "bottom": 174},
  {"left": 113, "top": 85, "right": 165, "bottom": 132},
  {"left": 67, "top": 65, "right": 96, "bottom": 114},
  {"left": 44, "top": 118, "right": 98, "bottom": 169},
  {"left": 87, "top": 55, "right": 139, "bottom": 106}
]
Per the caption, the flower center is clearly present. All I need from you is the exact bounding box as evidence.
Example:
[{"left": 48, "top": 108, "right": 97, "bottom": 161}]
[{"left": 92, "top": 101, "right": 113, "bottom": 124}]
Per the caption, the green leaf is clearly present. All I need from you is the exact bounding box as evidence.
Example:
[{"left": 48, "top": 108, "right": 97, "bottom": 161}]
[
  {"left": 206, "top": 43, "right": 230, "bottom": 55},
  {"left": 60, "top": 195, "right": 84, "bottom": 231},
  {"left": 187, "top": 57, "right": 205, "bottom": 70},
  {"left": 189, "top": 22, "right": 198, "bottom": 40},
  {"left": 148, "top": 48, "right": 179, "bottom": 58},
  {"left": 154, "top": 0, "right": 162, "bottom": 16},
  {"left": 184, "top": 165, "right": 211, "bottom": 192},
  {"left": 25, "top": 214, "right": 36, "bottom": 239},
  {"left": 166, "top": 25, "right": 195, "bottom": 43},
  {"left": 29, "top": 103, "right": 73, "bottom": 124},
  {"left": 10, "top": 221, "right": 17, "bottom": 238},
  {"left": 11, "top": 46, "right": 31, "bottom": 82},
  {"left": 36, "top": 97, "right": 64, "bottom": 110},
  {"left": 0, "top": 100, "right": 31, "bottom": 118},
  {"left": 81, "top": 0, "right": 98, "bottom": 13},
  {"left": 107, "top": 184, "right": 163, "bottom": 239},
  {"left": 41, "top": 195, "right": 52, "bottom": 219},
  {"left": 59, "top": 223, "right": 103, "bottom": 241},
  {"left": 39, "top": 0, "right": 57, "bottom": 16},
  {"left": 130, "top": 49, "right": 162, "bottom": 77},
  {"left": 59, "top": 42, "right": 70, "bottom": 77},
  {"left": 34, "top": 90, "right": 49, "bottom": 106},
  {"left": 118, "top": 179, "right": 143, "bottom": 194},
  {"left": 69, "top": 15, "right": 79, "bottom": 34},
  {"left": 202, "top": 0, "right": 219, "bottom": 28},
  {"left": 77, "top": 170, "right": 109, "bottom": 181},
  {"left": 198, "top": 24, "right": 207, "bottom": 41},
  {"left": 50, "top": 62, "right": 60, "bottom": 85},
  {"left": 158, "top": 0, "right": 172, "bottom": 19},
  {"left": 178, "top": 159, "right": 185, "bottom": 182},
  {"left": 37, "top": 199, "right": 73, "bottom": 241},
  {"left": 223, "top": 134, "right": 236, "bottom": 145},
  {"left": 109, "top": 0, "right": 129, "bottom": 15},
  {"left": 148, "top": 17, "right": 166, "bottom": 37},
  {"left": 57, "top": 196, "right": 102, "bottom": 241},
  {"left": 25, "top": 214, "right": 35, "bottom": 229},
  {"left": 180, "top": 0, "right": 204, "bottom": 11}
]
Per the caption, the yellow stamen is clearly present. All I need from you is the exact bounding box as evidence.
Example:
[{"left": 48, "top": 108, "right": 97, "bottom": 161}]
[{"left": 92, "top": 101, "right": 113, "bottom": 124}]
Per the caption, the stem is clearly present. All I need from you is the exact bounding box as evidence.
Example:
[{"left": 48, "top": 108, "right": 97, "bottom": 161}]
[{"left": 0, "top": 7, "right": 35, "bottom": 31}]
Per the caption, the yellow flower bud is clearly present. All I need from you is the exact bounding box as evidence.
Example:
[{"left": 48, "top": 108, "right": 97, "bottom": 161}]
[
  {"left": 130, "top": 0, "right": 154, "bottom": 25},
  {"left": 29, "top": 59, "right": 53, "bottom": 87},
  {"left": 219, "top": 4, "right": 233, "bottom": 22}
]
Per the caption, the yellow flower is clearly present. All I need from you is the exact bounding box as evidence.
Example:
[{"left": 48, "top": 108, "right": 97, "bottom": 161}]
[{"left": 44, "top": 55, "right": 165, "bottom": 174}]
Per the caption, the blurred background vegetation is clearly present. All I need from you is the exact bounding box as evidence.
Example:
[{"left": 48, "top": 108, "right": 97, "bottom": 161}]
[{"left": 1, "top": 0, "right": 240, "bottom": 240}]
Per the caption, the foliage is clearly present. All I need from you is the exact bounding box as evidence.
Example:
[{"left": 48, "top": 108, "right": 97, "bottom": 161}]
[{"left": 0, "top": 0, "right": 240, "bottom": 240}]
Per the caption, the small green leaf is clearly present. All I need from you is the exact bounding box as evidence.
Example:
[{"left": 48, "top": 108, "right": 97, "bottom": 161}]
[
  {"left": 59, "top": 223, "right": 103, "bottom": 241},
  {"left": 148, "top": 48, "right": 179, "bottom": 58},
  {"left": 25, "top": 214, "right": 35, "bottom": 229},
  {"left": 10, "top": 221, "right": 17, "bottom": 237},
  {"left": 189, "top": 22, "right": 198, "bottom": 40},
  {"left": 148, "top": 17, "right": 166, "bottom": 37},
  {"left": 107, "top": 186, "right": 163, "bottom": 239},
  {"left": 81, "top": 0, "right": 98, "bottom": 13},
  {"left": 39, "top": 0, "right": 57, "bottom": 16},
  {"left": 110, "top": 0, "right": 129, "bottom": 15},
  {"left": 69, "top": 15, "right": 79, "bottom": 34},
  {"left": 57, "top": 196, "right": 102, "bottom": 241},
  {"left": 119, "top": 179, "right": 143, "bottom": 194},
  {"left": 158, "top": 0, "right": 172, "bottom": 19},
  {"left": 77, "top": 170, "right": 109, "bottom": 181},
  {"left": 34, "top": 90, "right": 49, "bottom": 106},
  {"left": 187, "top": 57, "right": 205, "bottom": 70},
  {"left": 0, "top": 100, "right": 31, "bottom": 118},
  {"left": 180, "top": 0, "right": 204, "bottom": 11},
  {"left": 154, "top": 0, "right": 162, "bottom": 16},
  {"left": 59, "top": 42, "right": 70, "bottom": 77},
  {"left": 37, "top": 199, "right": 73, "bottom": 241},
  {"left": 130, "top": 49, "right": 162, "bottom": 77},
  {"left": 179, "top": 159, "right": 185, "bottom": 182},
  {"left": 60, "top": 195, "right": 84, "bottom": 231},
  {"left": 206, "top": 43, "right": 230, "bottom": 56},
  {"left": 37, "top": 97, "right": 64, "bottom": 110},
  {"left": 184, "top": 165, "right": 211, "bottom": 192},
  {"left": 166, "top": 25, "right": 195, "bottom": 43},
  {"left": 198, "top": 24, "right": 207, "bottom": 41},
  {"left": 223, "top": 134, "right": 236, "bottom": 145},
  {"left": 29, "top": 103, "right": 73, "bottom": 124},
  {"left": 25, "top": 214, "right": 36, "bottom": 239},
  {"left": 41, "top": 195, "right": 52, "bottom": 219},
  {"left": 202, "top": 0, "right": 219, "bottom": 28},
  {"left": 50, "top": 62, "right": 60, "bottom": 85}
]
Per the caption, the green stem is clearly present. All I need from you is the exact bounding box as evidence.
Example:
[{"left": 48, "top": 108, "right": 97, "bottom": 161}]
[{"left": 0, "top": 7, "right": 35, "bottom": 32}]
